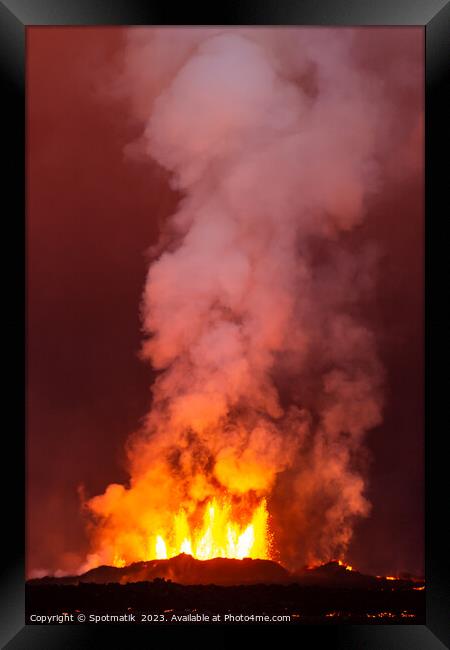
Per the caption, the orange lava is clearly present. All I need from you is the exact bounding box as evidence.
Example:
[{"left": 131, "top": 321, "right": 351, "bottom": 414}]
[{"left": 99, "top": 497, "right": 271, "bottom": 570}]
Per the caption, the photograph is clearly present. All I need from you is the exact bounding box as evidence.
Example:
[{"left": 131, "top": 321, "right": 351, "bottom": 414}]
[{"left": 26, "top": 26, "right": 426, "bottom": 626}]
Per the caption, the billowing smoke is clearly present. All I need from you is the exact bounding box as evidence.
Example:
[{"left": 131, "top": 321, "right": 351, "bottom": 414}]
[{"left": 82, "top": 28, "right": 386, "bottom": 571}]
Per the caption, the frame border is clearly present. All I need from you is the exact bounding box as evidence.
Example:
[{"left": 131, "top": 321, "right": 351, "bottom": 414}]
[{"left": 1, "top": 0, "right": 448, "bottom": 647}]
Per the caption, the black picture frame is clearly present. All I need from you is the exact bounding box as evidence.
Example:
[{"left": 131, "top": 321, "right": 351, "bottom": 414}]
[{"left": 2, "top": 0, "right": 448, "bottom": 647}]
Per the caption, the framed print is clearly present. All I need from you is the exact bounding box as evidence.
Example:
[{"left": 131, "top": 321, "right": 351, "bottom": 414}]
[{"left": 1, "top": 1, "right": 448, "bottom": 648}]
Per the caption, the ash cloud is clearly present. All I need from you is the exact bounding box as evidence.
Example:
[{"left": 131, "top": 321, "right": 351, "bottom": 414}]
[{"left": 83, "top": 28, "right": 394, "bottom": 570}]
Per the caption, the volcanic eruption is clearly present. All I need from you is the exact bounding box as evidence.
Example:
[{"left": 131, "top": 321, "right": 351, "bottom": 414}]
[{"left": 79, "top": 28, "right": 386, "bottom": 575}]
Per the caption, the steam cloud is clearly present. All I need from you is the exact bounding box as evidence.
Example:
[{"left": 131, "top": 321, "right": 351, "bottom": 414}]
[{"left": 83, "top": 28, "right": 386, "bottom": 570}]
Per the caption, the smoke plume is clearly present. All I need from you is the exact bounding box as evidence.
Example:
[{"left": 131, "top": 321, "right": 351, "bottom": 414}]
[{"left": 82, "top": 28, "right": 386, "bottom": 571}]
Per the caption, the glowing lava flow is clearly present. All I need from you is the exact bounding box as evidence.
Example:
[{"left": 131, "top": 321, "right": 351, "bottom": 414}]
[
  {"left": 338, "top": 559, "right": 354, "bottom": 571},
  {"left": 111, "top": 497, "right": 270, "bottom": 567}
]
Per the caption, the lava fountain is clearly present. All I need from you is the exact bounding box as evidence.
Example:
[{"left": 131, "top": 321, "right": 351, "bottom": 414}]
[{"left": 148, "top": 498, "right": 269, "bottom": 563}]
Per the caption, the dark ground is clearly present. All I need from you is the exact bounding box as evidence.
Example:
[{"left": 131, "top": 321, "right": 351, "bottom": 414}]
[{"left": 26, "top": 580, "right": 425, "bottom": 625}]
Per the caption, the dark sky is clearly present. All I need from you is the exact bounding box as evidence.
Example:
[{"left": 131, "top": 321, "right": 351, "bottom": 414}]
[{"left": 27, "top": 27, "right": 424, "bottom": 577}]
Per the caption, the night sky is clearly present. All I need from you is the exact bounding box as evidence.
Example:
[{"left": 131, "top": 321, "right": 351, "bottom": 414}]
[{"left": 27, "top": 27, "right": 424, "bottom": 578}]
